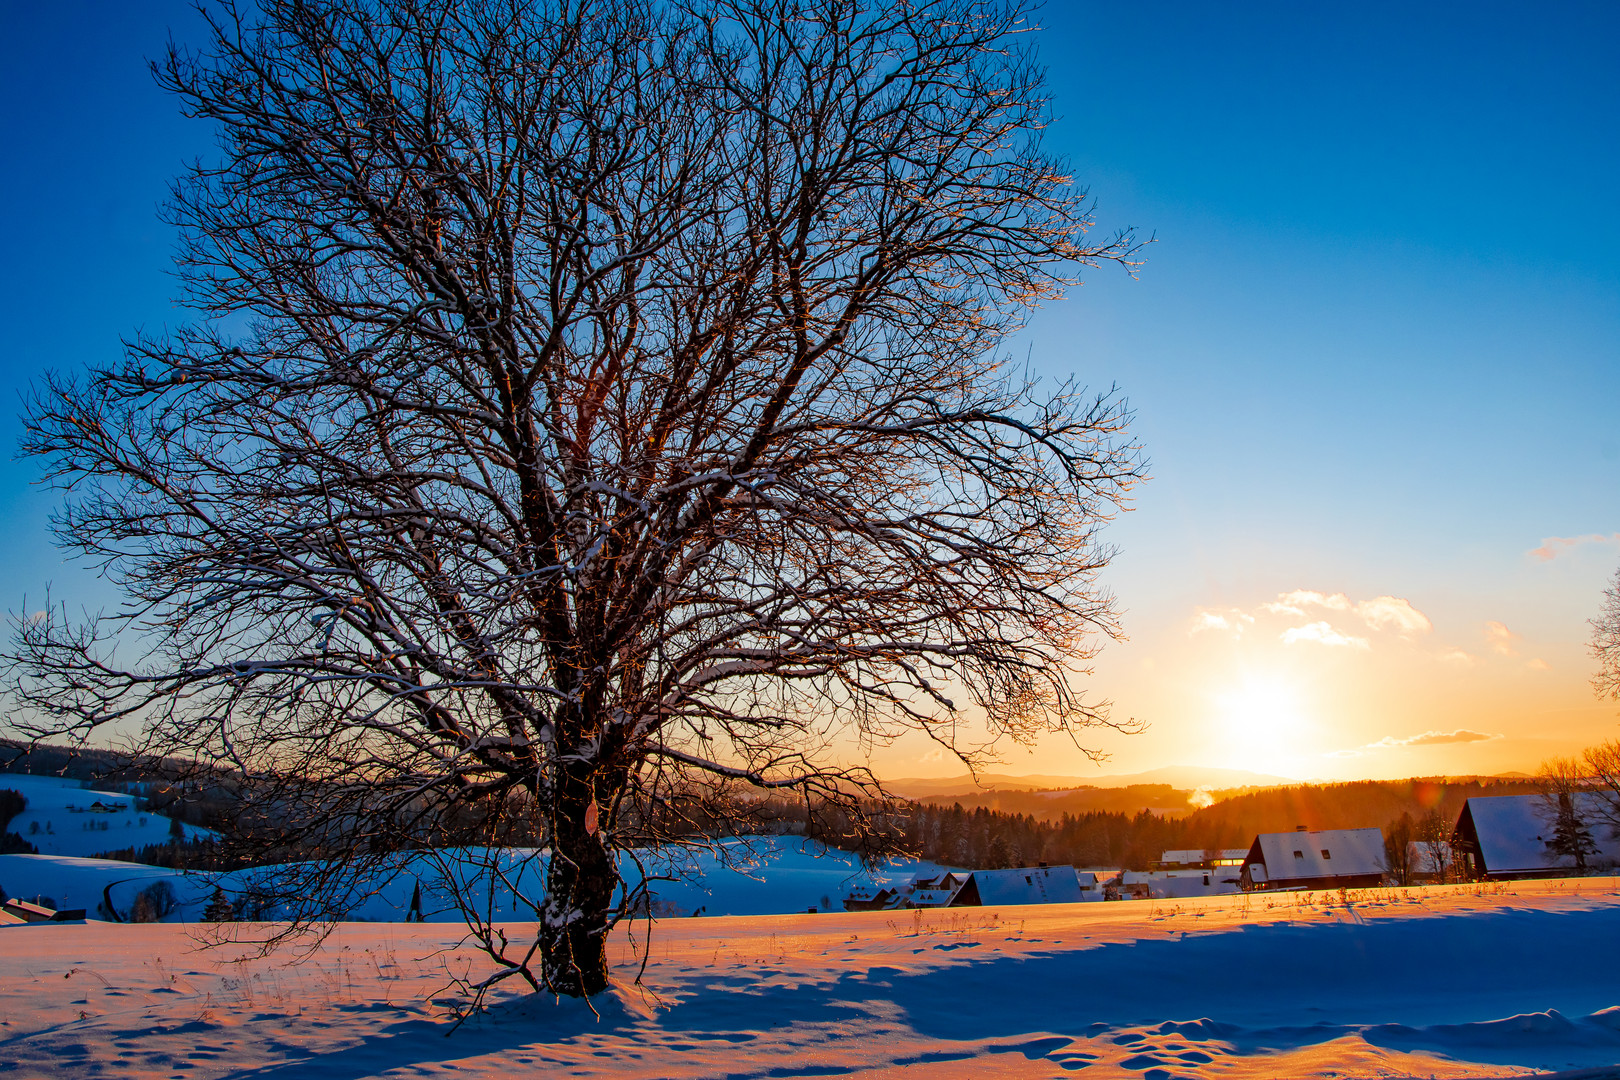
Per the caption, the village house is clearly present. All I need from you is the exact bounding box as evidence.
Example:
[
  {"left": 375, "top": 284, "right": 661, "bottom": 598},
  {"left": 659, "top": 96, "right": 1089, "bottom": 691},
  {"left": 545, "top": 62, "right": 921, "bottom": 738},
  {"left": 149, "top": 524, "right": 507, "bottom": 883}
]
[
  {"left": 842, "top": 865, "right": 1087, "bottom": 910},
  {"left": 1, "top": 899, "right": 87, "bottom": 924},
  {"left": 1451, "top": 793, "right": 1620, "bottom": 880},
  {"left": 949, "top": 864, "right": 1085, "bottom": 906},
  {"left": 1239, "top": 826, "right": 1387, "bottom": 890},
  {"left": 1153, "top": 848, "right": 1247, "bottom": 871}
]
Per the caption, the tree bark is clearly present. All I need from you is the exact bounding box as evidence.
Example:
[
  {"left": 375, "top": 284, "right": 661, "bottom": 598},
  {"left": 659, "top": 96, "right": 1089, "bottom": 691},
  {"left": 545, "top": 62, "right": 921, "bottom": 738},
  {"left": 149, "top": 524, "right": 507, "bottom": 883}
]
[{"left": 541, "top": 775, "right": 617, "bottom": 996}]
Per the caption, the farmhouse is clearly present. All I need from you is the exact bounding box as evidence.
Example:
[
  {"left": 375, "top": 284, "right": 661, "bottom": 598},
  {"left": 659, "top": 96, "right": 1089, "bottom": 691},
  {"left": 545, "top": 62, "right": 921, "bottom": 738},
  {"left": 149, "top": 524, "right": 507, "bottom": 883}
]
[
  {"left": 1239, "top": 827, "right": 1386, "bottom": 890},
  {"left": 949, "top": 864, "right": 1084, "bottom": 907},
  {"left": 1452, "top": 793, "right": 1620, "bottom": 879},
  {"left": 1, "top": 899, "right": 87, "bottom": 923},
  {"left": 842, "top": 865, "right": 1085, "bottom": 910},
  {"left": 841, "top": 884, "right": 901, "bottom": 911}
]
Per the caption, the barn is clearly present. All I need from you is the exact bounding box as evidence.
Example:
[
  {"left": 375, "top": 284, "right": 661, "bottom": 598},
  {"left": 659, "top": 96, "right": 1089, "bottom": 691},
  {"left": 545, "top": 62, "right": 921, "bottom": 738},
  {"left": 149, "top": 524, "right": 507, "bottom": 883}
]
[
  {"left": 1239, "top": 827, "right": 1386, "bottom": 890},
  {"left": 1452, "top": 793, "right": 1620, "bottom": 879}
]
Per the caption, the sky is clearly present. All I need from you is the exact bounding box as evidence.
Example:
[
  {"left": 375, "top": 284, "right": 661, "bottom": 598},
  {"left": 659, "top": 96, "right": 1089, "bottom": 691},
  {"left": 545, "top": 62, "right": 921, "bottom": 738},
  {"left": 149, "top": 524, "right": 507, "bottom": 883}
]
[{"left": 0, "top": 2, "right": 1617, "bottom": 784}]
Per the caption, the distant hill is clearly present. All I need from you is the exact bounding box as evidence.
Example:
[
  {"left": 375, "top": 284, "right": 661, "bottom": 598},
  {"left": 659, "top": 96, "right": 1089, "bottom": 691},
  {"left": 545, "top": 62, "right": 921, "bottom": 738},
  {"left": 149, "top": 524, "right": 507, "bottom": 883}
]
[{"left": 884, "top": 765, "right": 1294, "bottom": 800}]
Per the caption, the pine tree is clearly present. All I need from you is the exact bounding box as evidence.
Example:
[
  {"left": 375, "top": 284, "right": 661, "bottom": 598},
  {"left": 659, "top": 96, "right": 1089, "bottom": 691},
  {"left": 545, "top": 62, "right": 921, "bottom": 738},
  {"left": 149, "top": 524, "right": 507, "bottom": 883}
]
[
  {"left": 202, "top": 886, "right": 235, "bottom": 923},
  {"left": 1549, "top": 793, "right": 1599, "bottom": 872}
]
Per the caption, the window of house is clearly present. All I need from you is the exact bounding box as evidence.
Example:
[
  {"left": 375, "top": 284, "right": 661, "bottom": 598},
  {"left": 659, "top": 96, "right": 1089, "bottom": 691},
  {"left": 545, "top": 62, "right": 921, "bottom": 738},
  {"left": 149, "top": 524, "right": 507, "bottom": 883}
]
[
  {"left": 1321, "top": 849, "right": 1331, "bottom": 859},
  {"left": 1293, "top": 850, "right": 1304, "bottom": 859}
]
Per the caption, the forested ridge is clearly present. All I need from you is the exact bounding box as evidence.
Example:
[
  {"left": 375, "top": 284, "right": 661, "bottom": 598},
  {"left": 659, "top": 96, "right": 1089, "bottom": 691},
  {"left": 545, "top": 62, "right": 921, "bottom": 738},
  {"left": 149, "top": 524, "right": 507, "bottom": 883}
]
[{"left": 897, "top": 778, "right": 1546, "bottom": 870}]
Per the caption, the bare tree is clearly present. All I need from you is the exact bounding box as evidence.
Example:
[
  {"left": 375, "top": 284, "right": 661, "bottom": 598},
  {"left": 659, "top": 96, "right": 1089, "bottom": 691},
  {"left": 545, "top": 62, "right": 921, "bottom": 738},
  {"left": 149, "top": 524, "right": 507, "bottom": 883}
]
[
  {"left": 1382, "top": 811, "right": 1415, "bottom": 886},
  {"left": 1581, "top": 739, "right": 1620, "bottom": 837},
  {"left": 7, "top": 0, "right": 1144, "bottom": 997},
  {"left": 1413, "top": 808, "right": 1453, "bottom": 884},
  {"left": 1591, "top": 566, "right": 1620, "bottom": 701}
]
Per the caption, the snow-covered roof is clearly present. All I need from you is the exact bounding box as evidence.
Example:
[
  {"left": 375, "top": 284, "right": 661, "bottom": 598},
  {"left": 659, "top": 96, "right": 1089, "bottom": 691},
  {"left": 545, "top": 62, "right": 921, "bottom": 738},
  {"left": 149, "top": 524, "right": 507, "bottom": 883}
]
[
  {"left": 1159, "top": 848, "right": 1247, "bottom": 865},
  {"left": 968, "top": 865, "right": 1083, "bottom": 905},
  {"left": 1244, "top": 828, "right": 1386, "bottom": 881},
  {"left": 1462, "top": 793, "right": 1620, "bottom": 875}
]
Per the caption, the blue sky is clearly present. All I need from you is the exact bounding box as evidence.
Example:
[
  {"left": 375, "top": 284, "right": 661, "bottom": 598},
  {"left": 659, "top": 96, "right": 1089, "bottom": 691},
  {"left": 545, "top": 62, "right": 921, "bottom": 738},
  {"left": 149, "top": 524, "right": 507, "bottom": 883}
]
[{"left": 1, "top": 1, "right": 1616, "bottom": 779}]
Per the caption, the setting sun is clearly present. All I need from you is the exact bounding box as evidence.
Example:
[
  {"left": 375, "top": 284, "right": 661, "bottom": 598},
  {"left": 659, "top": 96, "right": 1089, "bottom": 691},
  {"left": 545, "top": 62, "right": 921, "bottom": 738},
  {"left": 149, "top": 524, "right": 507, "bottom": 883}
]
[{"left": 1214, "top": 677, "right": 1312, "bottom": 774}]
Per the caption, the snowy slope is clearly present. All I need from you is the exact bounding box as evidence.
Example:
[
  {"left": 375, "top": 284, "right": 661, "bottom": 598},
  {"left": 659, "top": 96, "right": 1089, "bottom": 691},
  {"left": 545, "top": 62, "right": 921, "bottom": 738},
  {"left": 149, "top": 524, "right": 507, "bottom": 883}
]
[
  {"left": 0, "top": 879, "right": 1617, "bottom": 1078},
  {"left": 0, "top": 774, "right": 213, "bottom": 857},
  {"left": 0, "top": 836, "right": 950, "bottom": 922}
]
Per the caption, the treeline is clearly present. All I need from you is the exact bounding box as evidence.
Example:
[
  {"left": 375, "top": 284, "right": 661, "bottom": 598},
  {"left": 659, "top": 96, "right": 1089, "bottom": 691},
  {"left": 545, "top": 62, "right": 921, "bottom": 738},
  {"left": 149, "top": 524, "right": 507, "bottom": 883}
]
[
  {"left": 900, "top": 804, "right": 1187, "bottom": 870},
  {"left": 915, "top": 784, "right": 1197, "bottom": 820}
]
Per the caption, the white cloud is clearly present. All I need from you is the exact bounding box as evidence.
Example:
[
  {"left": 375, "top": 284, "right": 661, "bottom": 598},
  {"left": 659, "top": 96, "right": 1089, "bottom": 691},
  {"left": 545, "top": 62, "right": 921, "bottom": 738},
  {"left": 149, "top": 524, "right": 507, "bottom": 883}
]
[
  {"left": 1528, "top": 533, "right": 1620, "bottom": 562},
  {"left": 1194, "top": 589, "right": 1434, "bottom": 654},
  {"left": 1484, "top": 620, "right": 1517, "bottom": 656},
  {"left": 1262, "top": 590, "right": 1431, "bottom": 638},
  {"left": 1281, "top": 621, "right": 1369, "bottom": 649},
  {"left": 1263, "top": 590, "right": 1353, "bottom": 617},
  {"left": 1402, "top": 729, "right": 1498, "bottom": 746},
  {"left": 1366, "top": 729, "right": 1502, "bottom": 749},
  {"left": 1439, "top": 649, "right": 1476, "bottom": 666},
  {"left": 1189, "top": 608, "right": 1255, "bottom": 635},
  {"left": 1356, "top": 596, "right": 1432, "bottom": 636},
  {"left": 1527, "top": 658, "right": 1550, "bottom": 672},
  {"left": 1334, "top": 729, "right": 1502, "bottom": 756}
]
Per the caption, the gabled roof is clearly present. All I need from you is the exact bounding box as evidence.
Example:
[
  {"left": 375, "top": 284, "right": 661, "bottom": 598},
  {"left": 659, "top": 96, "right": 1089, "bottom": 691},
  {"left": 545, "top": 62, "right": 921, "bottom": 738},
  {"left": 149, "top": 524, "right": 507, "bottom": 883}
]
[
  {"left": 1244, "top": 828, "right": 1386, "bottom": 881},
  {"left": 1461, "top": 793, "right": 1620, "bottom": 875},
  {"left": 967, "top": 865, "right": 1083, "bottom": 905}
]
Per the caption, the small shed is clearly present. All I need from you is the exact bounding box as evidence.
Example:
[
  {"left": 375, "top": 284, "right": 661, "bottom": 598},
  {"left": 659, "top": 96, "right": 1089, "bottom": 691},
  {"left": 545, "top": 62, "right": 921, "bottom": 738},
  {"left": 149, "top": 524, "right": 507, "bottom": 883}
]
[
  {"left": 1239, "top": 827, "right": 1386, "bottom": 890},
  {"left": 951, "top": 864, "right": 1083, "bottom": 906},
  {"left": 1452, "top": 793, "right": 1620, "bottom": 879}
]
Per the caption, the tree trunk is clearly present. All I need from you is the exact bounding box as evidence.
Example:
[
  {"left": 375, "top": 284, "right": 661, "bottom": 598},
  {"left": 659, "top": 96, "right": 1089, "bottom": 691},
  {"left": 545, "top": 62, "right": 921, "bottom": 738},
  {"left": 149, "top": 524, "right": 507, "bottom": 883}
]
[{"left": 541, "top": 779, "right": 617, "bottom": 996}]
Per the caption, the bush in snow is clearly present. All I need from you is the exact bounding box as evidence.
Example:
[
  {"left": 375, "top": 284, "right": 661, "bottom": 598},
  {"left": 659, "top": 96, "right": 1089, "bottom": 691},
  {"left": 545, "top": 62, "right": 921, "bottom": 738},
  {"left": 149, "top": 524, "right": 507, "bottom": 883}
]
[{"left": 131, "top": 881, "right": 178, "bottom": 923}]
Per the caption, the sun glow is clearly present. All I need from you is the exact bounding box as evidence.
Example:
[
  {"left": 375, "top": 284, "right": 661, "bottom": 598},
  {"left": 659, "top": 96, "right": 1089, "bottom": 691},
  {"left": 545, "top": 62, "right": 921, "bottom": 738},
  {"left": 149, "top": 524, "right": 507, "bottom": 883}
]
[{"left": 1212, "top": 676, "right": 1313, "bottom": 774}]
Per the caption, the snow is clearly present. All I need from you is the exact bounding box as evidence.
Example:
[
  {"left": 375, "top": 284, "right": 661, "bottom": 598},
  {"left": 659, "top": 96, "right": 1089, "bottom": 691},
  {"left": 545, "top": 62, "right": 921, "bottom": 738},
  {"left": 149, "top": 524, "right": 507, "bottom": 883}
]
[
  {"left": 0, "top": 774, "right": 213, "bottom": 857},
  {"left": 0, "top": 836, "right": 950, "bottom": 923},
  {"left": 0, "top": 878, "right": 1617, "bottom": 1077}
]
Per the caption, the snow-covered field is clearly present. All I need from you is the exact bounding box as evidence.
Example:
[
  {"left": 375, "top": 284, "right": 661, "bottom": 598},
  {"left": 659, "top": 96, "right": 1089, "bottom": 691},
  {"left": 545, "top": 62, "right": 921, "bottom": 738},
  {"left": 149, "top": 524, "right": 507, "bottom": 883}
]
[{"left": 2, "top": 879, "right": 1618, "bottom": 1078}]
